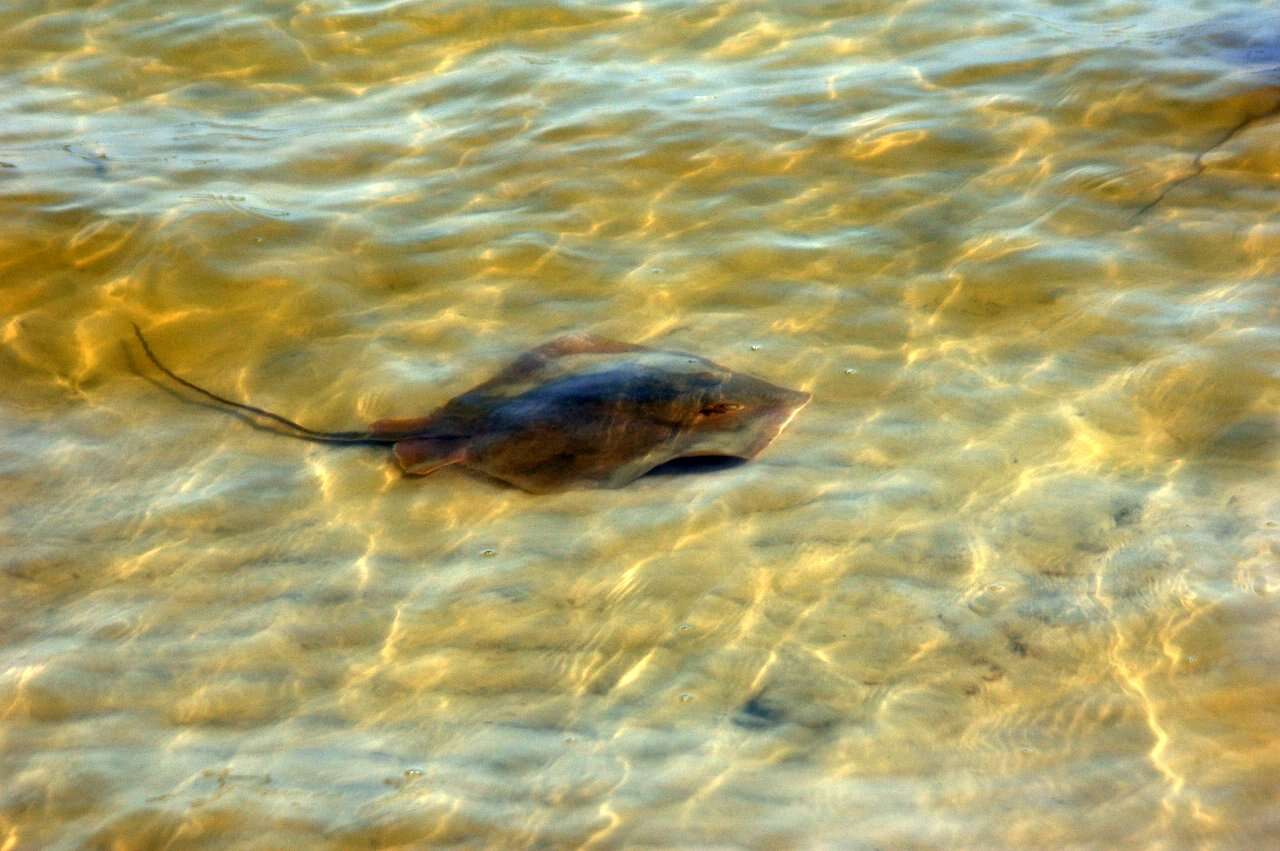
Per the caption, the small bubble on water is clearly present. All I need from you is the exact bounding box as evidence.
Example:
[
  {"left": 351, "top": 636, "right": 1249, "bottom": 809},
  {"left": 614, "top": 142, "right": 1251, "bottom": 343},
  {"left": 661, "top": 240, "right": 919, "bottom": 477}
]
[
  {"left": 844, "top": 367, "right": 857, "bottom": 375},
  {"left": 678, "top": 623, "right": 692, "bottom": 632},
  {"left": 679, "top": 693, "right": 693, "bottom": 703},
  {"left": 481, "top": 548, "right": 497, "bottom": 558},
  {"left": 404, "top": 768, "right": 423, "bottom": 778},
  {"left": 749, "top": 344, "right": 761, "bottom": 351}
]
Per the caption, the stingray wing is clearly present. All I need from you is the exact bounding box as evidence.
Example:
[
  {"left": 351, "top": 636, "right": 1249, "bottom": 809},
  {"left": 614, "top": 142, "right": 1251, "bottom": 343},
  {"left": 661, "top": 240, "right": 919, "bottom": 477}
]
[
  {"left": 528, "top": 333, "right": 648, "bottom": 358},
  {"left": 469, "top": 334, "right": 650, "bottom": 395},
  {"left": 370, "top": 337, "right": 647, "bottom": 468}
]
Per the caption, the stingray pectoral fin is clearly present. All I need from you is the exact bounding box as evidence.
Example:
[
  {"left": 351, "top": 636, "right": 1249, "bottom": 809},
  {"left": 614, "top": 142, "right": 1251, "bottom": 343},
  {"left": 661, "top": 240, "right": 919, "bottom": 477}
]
[
  {"left": 532, "top": 333, "right": 646, "bottom": 358},
  {"left": 393, "top": 438, "right": 468, "bottom": 476},
  {"left": 370, "top": 416, "right": 436, "bottom": 435}
]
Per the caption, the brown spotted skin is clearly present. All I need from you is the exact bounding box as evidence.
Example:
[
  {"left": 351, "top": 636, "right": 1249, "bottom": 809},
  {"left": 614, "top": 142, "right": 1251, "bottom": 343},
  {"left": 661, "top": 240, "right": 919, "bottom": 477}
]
[{"left": 379, "top": 334, "right": 809, "bottom": 493}]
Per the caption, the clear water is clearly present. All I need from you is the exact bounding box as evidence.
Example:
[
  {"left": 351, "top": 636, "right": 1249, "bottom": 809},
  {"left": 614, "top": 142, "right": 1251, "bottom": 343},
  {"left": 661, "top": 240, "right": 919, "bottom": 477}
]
[{"left": 2, "top": 1, "right": 1278, "bottom": 847}]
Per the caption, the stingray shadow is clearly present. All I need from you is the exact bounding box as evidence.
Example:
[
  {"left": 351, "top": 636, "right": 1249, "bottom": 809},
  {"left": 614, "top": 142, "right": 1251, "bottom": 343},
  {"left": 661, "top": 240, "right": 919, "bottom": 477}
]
[{"left": 643, "top": 455, "right": 749, "bottom": 478}]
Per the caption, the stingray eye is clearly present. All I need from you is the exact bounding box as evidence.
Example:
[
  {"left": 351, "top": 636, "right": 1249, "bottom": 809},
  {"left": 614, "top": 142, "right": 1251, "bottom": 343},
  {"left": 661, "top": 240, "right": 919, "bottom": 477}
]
[{"left": 699, "top": 402, "right": 744, "bottom": 417}]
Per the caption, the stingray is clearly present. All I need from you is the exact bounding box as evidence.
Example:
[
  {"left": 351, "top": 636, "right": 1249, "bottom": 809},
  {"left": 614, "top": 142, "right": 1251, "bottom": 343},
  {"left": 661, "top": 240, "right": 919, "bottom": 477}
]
[{"left": 133, "top": 326, "right": 810, "bottom": 493}]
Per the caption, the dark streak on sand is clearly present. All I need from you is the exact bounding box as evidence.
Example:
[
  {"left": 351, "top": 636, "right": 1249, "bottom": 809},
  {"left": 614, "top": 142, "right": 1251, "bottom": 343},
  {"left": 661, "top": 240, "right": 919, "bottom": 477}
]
[
  {"left": 733, "top": 693, "right": 786, "bottom": 730},
  {"left": 1130, "top": 96, "right": 1280, "bottom": 223}
]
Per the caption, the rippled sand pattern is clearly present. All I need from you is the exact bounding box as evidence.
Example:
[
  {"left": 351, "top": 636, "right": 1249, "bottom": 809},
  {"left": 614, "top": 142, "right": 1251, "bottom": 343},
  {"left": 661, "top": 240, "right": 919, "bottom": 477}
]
[{"left": 2, "top": 1, "right": 1279, "bottom": 848}]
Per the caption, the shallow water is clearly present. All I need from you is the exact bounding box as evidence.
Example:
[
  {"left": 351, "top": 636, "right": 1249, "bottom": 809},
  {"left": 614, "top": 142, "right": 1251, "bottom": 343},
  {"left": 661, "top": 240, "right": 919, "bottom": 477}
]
[{"left": 2, "top": 1, "right": 1279, "bottom": 848}]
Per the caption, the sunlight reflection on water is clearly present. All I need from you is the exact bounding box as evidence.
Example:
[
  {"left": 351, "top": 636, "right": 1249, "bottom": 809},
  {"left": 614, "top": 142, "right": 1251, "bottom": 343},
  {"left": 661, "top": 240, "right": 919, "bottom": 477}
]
[{"left": 1, "top": 0, "right": 1278, "bottom": 848}]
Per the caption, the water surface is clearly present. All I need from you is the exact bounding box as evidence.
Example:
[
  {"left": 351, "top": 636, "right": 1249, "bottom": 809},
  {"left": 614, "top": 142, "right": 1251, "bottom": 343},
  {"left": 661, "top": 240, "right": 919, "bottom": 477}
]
[{"left": 2, "top": 1, "right": 1278, "bottom": 848}]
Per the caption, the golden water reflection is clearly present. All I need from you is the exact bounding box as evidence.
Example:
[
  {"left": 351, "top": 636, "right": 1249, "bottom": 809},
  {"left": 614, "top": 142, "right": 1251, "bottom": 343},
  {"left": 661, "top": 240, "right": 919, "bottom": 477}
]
[{"left": 2, "top": 1, "right": 1279, "bottom": 848}]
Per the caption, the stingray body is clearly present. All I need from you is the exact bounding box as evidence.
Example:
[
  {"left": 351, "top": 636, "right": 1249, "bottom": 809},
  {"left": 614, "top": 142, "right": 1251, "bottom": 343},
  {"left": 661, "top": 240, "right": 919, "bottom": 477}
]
[{"left": 134, "top": 328, "right": 809, "bottom": 493}]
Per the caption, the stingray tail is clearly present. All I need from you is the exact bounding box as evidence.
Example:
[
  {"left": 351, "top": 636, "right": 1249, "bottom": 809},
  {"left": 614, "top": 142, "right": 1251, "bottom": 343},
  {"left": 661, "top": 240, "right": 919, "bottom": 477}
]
[{"left": 132, "top": 323, "right": 401, "bottom": 445}]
